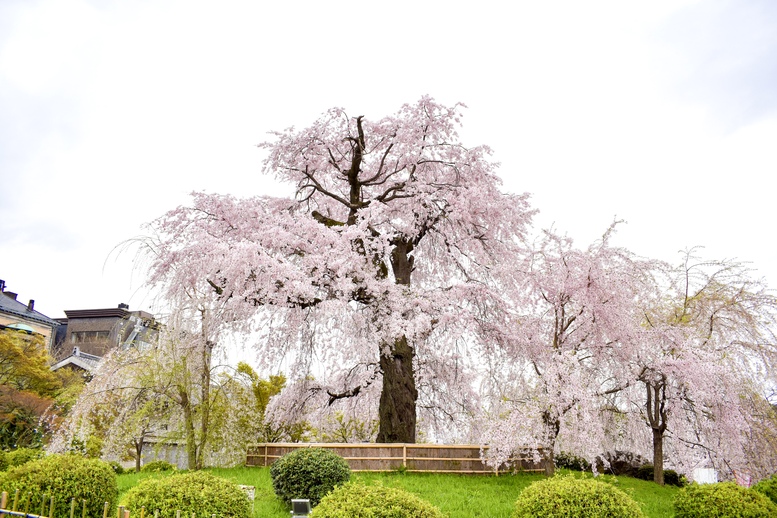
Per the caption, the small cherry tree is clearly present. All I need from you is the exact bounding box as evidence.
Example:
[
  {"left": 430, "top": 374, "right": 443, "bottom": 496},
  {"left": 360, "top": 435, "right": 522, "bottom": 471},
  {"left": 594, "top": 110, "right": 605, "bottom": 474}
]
[
  {"left": 51, "top": 300, "right": 249, "bottom": 470},
  {"left": 145, "top": 97, "right": 534, "bottom": 443},
  {"left": 625, "top": 250, "right": 777, "bottom": 484},
  {"left": 479, "top": 225, "right": 653, "bottom": 475},
  {"left": 48, "top": 345, "right": 170, "bottom": 469}
]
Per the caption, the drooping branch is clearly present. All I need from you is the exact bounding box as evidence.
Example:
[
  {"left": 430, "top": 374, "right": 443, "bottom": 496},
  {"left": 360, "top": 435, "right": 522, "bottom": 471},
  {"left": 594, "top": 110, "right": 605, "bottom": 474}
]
[
  {"left": 326, "top": 385, "right": 362, "bottom": 405},
  {"left": 311, "top": 211, "right": 345, "bottom": 227},
  {"left": 297, "top": 165, "right": 353, "bottom": 208}
]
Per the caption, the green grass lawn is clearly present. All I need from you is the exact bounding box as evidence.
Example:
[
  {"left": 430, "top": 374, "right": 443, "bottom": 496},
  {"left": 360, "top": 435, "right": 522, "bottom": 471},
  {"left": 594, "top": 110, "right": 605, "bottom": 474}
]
[{"left": 117, "top": 467, "right": 680, "bottom": 518}]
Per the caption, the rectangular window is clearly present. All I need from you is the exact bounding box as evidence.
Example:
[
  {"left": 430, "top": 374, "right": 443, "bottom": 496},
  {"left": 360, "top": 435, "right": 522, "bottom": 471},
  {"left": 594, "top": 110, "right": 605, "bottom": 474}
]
[{"left": 71, "top": 331, "right": 110, "bottom": 343}]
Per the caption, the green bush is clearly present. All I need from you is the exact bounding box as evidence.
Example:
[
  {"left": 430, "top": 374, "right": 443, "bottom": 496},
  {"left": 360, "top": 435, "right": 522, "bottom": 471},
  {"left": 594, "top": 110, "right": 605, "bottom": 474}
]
[
  {"left": 635, "top": 464, "right": 654, "bottom": 481},
  {"left": 270, "top": 447, "right": 351, "bottom": 506},
  {"left": 107, "top": 461, "right": 125, "bottom": 475},
  {"left": 140, "top": 459, "right": 175, "bottom": 472},
  {"left": 633, "top": 464, "right": 686, "bottom": 486},
  {"left": 555, "top": 452, "right": 591, "bottom": 472},
  {"left": 0, "top": 454, "right": 117, "bottom": 518},
  {"left": 752, "top": 474, "right": 777, "bottom": 505},
  {"left": 663, "top": 470, "right": 687, "bottom": 487},
  {"left": 674, "top": 482, "right": 777, "bottom": 517},
  {"left": 4, "top": 448, "right": 44, "bottom": 469},
  {"left": 0, "top": 451, "right": 7, "bottom": 471},
  {"left": 513, "top": 475, "right": 647, "bottom": 518},
  {"left": 312, "top": 482, "right": 445, "bottom": 518},
  {"left": 124, "top": 471, "right": 251, "bottom": 518},
  {"left": 597, "top": 451, "right": 648, "bottom": 477}
]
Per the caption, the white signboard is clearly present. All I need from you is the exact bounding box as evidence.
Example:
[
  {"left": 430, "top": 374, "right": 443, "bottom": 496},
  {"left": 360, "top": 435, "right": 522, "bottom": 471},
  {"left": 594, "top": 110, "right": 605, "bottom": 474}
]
[{"left": 693, "top": 468, "right": 717, "bottom": 484}]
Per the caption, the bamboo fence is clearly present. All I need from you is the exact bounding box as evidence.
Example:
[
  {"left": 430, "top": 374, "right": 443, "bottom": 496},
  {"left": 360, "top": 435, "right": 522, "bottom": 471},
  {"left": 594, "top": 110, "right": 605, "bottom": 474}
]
[
  {"left": 0, "top": 491, "right": 111, "bottom": 518},
  {"left": 246, "top": 443, "right": 544, "bottom": 474},
  {"left": 0, "top": 491, "right": 235, "bottom": 518}
]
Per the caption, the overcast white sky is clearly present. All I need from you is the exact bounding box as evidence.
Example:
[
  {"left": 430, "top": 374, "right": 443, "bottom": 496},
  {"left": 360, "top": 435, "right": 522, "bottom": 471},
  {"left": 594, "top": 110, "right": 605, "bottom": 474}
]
[{"left": 2, "top": 0, "right": 776, "bottom": 320}]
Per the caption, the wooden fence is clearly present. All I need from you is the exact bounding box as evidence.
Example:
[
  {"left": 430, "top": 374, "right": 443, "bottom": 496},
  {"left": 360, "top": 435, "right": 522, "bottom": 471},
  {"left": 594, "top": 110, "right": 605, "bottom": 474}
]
[
  {"left": 246, "top": 443, "right": 544, "bottom": 474},
  {"left": 0, "top": 491, "right": 248, "bottom": 518},
  {"left": 0, "top": 491, "right": 111, "bottom": 518}
]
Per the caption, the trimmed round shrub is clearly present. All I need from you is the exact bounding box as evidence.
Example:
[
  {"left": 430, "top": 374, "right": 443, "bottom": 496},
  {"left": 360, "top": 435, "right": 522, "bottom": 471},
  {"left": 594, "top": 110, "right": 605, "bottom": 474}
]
[
  {"left": 674, "top": 482, "right": 777, "bottom": 518},
  {"left": 124, "top": 471, "right": 251, "bottom": 518},
  {"left": 270, "top": 448, "right": 351, "bottom": 506},
  {"left": 752, "top": 474, "right": 777, "bottom": 505},
  {"left": 0, "top": 454, "right": 117, "bottom": 518},
  {"left": 513, "top": 475, "right": 647, "bottom": 518},
  {"left": 674, "top": 482, "right": 777, "bottom": 517},
  {"left": 140, "top": 459, "right": 175, "bottom": 472},
  {"left": 4, "top": 448, "right": 44, "bottom": 469},
  {"left": 0, "top": 451, "right": 7, "bottom": 472},
  {"left": 312, "top": 482, "right": 445, "bottom": 518}
]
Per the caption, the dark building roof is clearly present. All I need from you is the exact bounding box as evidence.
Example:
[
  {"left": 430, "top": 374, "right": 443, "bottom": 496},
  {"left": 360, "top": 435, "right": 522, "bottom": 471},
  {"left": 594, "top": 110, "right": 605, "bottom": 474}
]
[
  {"left": 0, "top": 281, "right": 60, "bottom": 328},
  {"left": 63, "top": 306, "right": 155, "bottom": 321}
]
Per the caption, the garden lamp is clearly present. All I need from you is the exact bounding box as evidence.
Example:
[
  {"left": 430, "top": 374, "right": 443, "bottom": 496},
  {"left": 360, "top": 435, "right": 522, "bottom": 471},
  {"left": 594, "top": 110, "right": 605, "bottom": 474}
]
[{"left": 291, "top": 499, "right": 311, "bottom": 517}]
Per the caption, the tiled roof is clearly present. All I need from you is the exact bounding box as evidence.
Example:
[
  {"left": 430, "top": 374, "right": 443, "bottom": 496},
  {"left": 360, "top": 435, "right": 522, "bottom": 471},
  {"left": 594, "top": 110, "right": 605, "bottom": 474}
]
[
  {"left": 51, "top": 347, "right": 103, "bottom": 372},
  {"left": 0, "top": 292, "right": 60, "bottom": 328}
]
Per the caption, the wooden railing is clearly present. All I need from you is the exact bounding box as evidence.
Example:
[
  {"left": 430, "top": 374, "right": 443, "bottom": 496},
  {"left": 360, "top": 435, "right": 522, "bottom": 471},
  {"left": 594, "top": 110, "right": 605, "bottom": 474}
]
[{"left": 246, "top": 443, "right": 544, "bottom": 474}]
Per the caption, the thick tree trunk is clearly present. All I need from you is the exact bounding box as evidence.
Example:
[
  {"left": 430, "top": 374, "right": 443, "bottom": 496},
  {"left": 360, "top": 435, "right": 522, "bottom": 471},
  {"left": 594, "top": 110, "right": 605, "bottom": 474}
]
[
  {"left": 376, "top": 239, "right": 418, "bottom": 443},
  {"left": 179, "top": 387, "right": 198, "bottom": 470},
  {"left": 542, "top": 411, "right": 560, "bottom": 476},
  {"left": 134, "top": 439, "right": 142, "bottom": 472},
  {"left": 652, "top": 428, "right": 665, "bottom": 485},
  {"left": 543, "top": 449, "right": 556, "bottom": 477},
  {"left": 644, "top": 375, "right": 667, "bottom": 485},
  {"left": 176, "top": 312, "right": 214, "bottom": 470},
  {"left": 376, "top": 335, "right": 418, "bottom": 443},
  {"left": 197, "top": 318, "right": 213, "bottom": 471}
]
